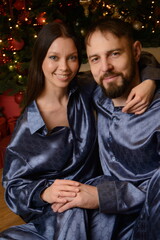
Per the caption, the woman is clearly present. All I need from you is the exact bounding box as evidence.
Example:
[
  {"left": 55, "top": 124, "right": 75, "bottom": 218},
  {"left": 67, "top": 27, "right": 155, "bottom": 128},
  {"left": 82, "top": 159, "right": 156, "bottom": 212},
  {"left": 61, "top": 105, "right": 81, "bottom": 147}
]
[
  {"left": 0, "top": 21, "right": 101, "bottom": 239},
  {"left": 0, "top": 21, "right": 159, "bottom": 240}
]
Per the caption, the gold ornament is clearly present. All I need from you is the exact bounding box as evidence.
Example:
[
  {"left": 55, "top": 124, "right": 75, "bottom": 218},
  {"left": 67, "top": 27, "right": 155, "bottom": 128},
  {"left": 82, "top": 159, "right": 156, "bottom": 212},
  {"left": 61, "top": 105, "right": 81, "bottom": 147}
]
[
  {"left": 90, "top": 4, "right": 97, "bottom": 13},
  {"left": 133, "top": 20, "right": 143, "bottom": 30},
  {"left": 79, "top": 0, "right": 92, "bottom": 17},
  {"left": 112, "top": 7, "right": 123, "bottom": 19},
  {"left": 124, "top": 16, "right": 132, "bottom": 23}
]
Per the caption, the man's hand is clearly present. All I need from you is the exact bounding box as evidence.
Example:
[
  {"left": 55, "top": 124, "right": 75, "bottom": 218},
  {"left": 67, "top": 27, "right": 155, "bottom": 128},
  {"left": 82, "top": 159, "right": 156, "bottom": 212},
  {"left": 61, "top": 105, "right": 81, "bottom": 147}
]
[
  {"left": 41, "top": 179, "right": 80, "bottom": 204},
  {"left": 51, "top": 183, "right": 99, "bottom": 213},
  {"left": 122, "top": 80, "right": 156, "bottom": 114}
]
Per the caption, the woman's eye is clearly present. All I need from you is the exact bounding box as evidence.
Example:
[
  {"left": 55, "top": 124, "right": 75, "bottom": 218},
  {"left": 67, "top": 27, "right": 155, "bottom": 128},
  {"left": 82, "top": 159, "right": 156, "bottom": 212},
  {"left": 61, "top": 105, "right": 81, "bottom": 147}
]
[
  {"left": 69, "top": 55, "right": 78, "bottom": 61},
  {"left": 49, "top": 56, "right": 58, "bottom": 60}
]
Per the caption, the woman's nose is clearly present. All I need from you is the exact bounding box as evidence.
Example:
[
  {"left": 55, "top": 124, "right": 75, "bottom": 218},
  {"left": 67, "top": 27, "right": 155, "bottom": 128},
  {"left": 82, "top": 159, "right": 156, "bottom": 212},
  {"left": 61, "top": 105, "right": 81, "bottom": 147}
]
[{"left": 59, "top": 59, "right": 68, "bottom": 71}]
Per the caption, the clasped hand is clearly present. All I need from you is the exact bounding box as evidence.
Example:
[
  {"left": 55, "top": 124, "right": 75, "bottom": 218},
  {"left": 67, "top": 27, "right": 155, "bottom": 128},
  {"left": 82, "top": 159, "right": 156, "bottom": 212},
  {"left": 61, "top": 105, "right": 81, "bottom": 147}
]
[{"left": 41, "top": 179, "right": 99, "bottom": 213}]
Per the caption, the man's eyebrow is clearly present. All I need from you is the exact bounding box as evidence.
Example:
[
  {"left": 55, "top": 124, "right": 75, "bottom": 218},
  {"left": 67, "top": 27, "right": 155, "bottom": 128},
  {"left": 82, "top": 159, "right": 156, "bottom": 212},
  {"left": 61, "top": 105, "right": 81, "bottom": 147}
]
[
  {"left": 88, "top": 48, "right": 124, "bottom": 59},
  {"left": 88, "top": 54, "right": 98, "bottom": 59}
]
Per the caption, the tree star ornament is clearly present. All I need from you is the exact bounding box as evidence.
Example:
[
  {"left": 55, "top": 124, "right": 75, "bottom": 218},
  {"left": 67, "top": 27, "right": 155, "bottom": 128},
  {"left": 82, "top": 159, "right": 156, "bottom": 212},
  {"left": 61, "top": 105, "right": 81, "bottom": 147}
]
[{"left": 79, "top": 0, "right": 92, "bottom": 17}]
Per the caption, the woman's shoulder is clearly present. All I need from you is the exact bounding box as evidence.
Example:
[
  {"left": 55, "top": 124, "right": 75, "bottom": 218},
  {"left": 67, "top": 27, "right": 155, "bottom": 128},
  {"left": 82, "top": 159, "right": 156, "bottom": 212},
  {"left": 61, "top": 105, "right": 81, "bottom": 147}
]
[{"left": 11, "top": 102, "right": 35, "bottom": 135}]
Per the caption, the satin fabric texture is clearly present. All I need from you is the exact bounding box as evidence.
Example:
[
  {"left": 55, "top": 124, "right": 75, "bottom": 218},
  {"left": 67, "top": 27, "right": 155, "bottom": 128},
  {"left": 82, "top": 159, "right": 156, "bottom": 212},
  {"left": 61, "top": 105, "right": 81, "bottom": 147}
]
[
  {"left": 0, "top": 79, "right": 110, "bottom": 240},
  {"left": 93, "top": 86, "right": 160, "bottom": 239}
]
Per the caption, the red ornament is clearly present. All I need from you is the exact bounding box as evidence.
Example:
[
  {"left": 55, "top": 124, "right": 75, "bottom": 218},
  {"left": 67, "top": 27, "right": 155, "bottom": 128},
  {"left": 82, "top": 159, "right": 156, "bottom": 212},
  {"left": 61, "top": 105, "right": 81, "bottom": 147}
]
[
  {"left": 14, "top": 91, "right": 24, "bottom": 104},
  {"left": 155, "top": 7, "right": 160, "bottom": 16},
  {"left": 8, "top": 116, "right": 19, "bottom": 134},
  {"left": 15, "top": 62, "right": 28, "bottom": 75},
  {"left": 10, "top": 38, "right": 24, "bottom": 51},
  {"left": 54, "top": 19, "right": 63, "bottom": 23},
  {"left": 0, "top": 4, "right": 6, "bottom": 16},
  {"left": 0, "top": 117, "right": 7, "bottom": 140},
  {"left": 13, "top": 0, "right": 25, "bottom": 10},
  {"left": 37, "top": 12, "right": 46, "bottom": 25}
]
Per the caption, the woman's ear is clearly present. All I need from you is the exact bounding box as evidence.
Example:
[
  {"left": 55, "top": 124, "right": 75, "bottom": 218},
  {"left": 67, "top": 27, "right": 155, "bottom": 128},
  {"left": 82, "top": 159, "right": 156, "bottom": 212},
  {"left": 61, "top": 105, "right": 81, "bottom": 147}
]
[{"left": 133, "top": 41, "right": 142, "bottom": 62}]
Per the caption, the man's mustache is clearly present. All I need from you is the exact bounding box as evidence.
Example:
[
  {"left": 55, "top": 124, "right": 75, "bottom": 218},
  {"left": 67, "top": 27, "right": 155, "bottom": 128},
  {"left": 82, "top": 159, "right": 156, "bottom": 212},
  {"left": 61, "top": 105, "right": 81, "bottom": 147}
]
[{"left": 100, "top": 72, "right": 122, "bottom": 81}]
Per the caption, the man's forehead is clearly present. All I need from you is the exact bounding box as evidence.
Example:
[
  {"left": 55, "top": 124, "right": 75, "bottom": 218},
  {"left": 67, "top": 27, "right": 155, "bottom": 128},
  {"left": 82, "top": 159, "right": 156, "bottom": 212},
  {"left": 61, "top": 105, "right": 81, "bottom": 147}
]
[{"left": 86, "top": 30, "right": 120, "bottom": 46}]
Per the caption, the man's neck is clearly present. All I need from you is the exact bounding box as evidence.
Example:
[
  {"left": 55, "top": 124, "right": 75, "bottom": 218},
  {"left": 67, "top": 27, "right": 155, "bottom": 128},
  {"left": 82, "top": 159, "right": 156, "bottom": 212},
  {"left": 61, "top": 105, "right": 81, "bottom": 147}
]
[{"left": 112, "top": 96, "right": 128, "bottom": 107}]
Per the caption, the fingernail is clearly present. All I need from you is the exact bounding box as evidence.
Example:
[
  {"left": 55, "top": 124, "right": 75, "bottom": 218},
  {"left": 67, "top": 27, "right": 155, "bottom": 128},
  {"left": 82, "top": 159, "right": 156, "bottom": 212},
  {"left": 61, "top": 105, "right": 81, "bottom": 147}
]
[{"left": 75, "top": 183, "right": 80, "bottom": 186}]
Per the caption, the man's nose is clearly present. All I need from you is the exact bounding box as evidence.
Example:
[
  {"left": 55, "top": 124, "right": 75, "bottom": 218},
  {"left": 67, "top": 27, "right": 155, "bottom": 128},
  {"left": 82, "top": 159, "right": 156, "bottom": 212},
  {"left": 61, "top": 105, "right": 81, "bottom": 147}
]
[{"left": 101, "top": 58, "right": 113, "bottom": 72}]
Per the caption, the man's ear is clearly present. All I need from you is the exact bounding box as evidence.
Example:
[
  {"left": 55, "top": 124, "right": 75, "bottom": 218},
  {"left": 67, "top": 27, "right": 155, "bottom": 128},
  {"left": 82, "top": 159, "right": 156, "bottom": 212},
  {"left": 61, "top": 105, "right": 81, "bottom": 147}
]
[{"left": 133, "top": 41, "right": 142, "bottom": 62}]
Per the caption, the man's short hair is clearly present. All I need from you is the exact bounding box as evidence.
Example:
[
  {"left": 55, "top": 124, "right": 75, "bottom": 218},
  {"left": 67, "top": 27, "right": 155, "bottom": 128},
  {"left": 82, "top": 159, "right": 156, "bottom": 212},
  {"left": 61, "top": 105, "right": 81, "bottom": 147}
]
[{"left": 85, "top": 18, "right": 136, "bottom": 46}]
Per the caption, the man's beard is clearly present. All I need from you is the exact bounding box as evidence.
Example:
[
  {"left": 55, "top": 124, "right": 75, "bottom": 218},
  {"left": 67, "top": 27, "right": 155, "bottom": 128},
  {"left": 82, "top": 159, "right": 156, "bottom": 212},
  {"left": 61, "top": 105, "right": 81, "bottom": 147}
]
[{"left": 100, "top": 61, "right": 136, "bottom": 99}]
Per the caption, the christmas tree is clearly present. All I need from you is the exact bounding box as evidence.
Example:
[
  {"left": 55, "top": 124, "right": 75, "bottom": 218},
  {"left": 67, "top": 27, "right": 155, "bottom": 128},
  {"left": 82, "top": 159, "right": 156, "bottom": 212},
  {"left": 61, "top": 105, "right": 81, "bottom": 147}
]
[{"left": 0, "top": 0, "right": 160, "bottom": 96}]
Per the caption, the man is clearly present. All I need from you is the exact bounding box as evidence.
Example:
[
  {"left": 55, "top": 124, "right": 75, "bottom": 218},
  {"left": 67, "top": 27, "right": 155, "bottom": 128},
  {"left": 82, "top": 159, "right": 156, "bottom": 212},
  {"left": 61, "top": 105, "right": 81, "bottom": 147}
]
[{"left": 55, "top": 19, "right": 160, "bottom": 239}]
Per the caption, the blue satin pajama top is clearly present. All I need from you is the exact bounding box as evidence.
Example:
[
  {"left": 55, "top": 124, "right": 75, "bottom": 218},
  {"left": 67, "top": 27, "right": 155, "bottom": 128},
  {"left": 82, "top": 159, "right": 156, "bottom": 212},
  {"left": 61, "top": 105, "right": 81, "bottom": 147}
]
[
  {"left": 2, "top": 80, "right": 99, "bottom": 223},
  {"left": 93, "top": 86, "right": 160, "bottom": 214}
]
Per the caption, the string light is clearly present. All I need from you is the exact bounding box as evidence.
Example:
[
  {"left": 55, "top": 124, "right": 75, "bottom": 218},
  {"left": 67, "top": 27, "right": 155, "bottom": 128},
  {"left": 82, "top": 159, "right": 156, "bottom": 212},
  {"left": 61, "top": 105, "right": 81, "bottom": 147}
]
[
  {"left": 9, "top": 65, "right": 14, "bottom": 71},
  {"left": 103, "top": 12, "right": 108, "bottom": 16}
]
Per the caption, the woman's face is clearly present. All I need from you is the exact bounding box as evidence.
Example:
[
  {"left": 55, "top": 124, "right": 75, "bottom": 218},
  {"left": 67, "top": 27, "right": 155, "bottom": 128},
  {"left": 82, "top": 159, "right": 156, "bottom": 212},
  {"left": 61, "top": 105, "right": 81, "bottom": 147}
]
[{"left": 42, "top": 37, "right": 79, "bottom": 90}]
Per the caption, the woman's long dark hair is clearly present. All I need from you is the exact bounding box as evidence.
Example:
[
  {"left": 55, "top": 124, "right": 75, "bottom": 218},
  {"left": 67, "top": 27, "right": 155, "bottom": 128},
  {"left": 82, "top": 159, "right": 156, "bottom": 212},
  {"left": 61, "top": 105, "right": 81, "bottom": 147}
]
[{"left": 25, "top": 21, "right": 82, "bottom": 108}]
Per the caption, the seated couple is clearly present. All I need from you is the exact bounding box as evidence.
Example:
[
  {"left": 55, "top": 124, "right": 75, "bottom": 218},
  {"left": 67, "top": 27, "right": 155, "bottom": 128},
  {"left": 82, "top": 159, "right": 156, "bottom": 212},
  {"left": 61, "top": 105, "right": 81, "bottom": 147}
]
[{"left": 1, "top": 19, "right": 160, "bottom": 240}]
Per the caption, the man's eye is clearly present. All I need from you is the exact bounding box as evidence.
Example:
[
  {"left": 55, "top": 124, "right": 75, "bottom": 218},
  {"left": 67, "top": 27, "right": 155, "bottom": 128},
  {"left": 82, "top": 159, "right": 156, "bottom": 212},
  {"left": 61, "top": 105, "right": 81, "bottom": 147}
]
[
  {"left": 90, "top": 57, "right": 99, "bottom": 63},
  {"left": 111, "top": 52, "right": 120, "bottom": 57}
]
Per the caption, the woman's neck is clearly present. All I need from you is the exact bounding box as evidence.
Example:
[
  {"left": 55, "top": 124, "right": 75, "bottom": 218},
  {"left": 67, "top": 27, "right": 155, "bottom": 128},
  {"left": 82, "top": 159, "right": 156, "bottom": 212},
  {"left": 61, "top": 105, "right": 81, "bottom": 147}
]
[{"left": 37, "top": 86, "right": 68, "bottom": 108}]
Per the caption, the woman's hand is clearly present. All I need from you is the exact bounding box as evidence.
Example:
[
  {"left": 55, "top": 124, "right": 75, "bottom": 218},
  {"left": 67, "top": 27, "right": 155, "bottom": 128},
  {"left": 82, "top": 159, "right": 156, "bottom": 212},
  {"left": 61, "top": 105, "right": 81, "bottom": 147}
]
[
  {"left": 51, "top": 183, "right": 99, "bottom": 213},
  {"left": 122, "top": 80, "right": 156, "bottom": 114},
  {"left": 41, "top": 179, "right": 80, "bottom": 204}
]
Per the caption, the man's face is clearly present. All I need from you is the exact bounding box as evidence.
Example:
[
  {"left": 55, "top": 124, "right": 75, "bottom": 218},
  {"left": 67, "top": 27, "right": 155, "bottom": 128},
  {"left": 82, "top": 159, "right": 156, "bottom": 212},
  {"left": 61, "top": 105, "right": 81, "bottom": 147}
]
[{"left": 86, "top": 30, "right": 139, "bottom": 98}]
